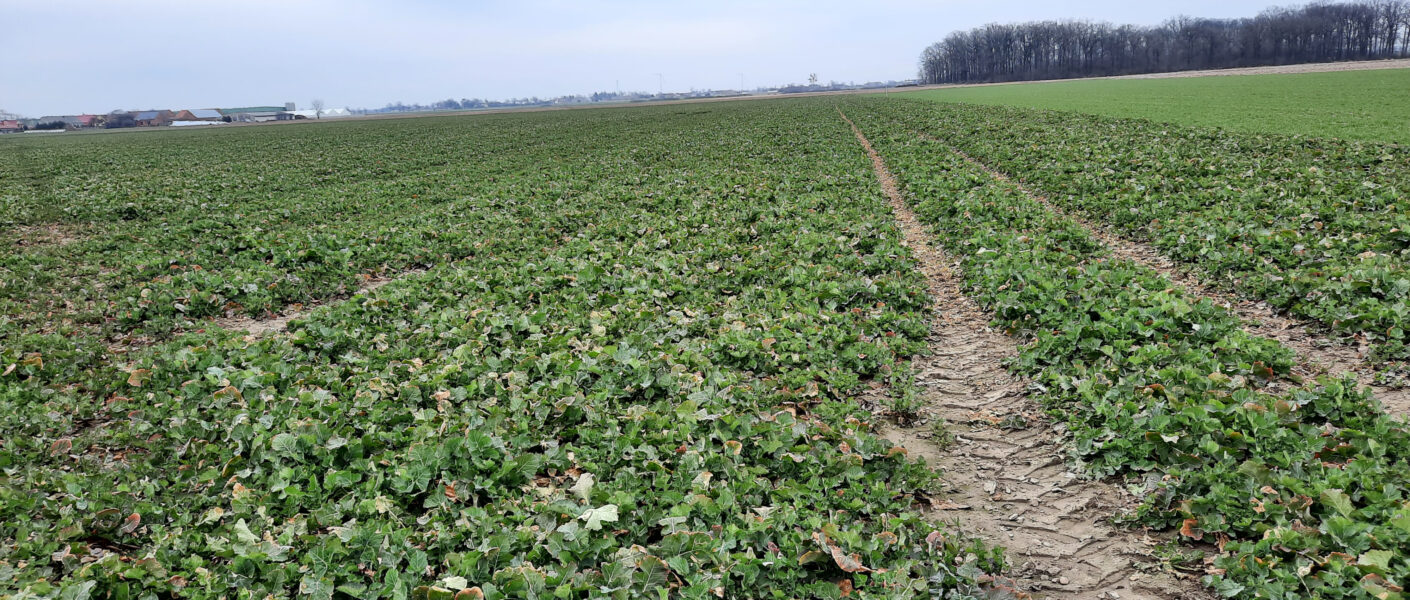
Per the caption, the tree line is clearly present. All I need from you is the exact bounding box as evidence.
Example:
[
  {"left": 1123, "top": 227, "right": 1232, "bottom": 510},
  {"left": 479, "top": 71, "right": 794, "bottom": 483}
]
[{"left": 918, "top": 1, "right": 1409, "bottom": 84}]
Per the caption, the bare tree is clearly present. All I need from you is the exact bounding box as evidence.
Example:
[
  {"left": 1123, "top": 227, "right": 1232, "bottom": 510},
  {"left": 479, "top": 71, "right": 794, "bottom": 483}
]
[
  {"left": 311, "top": 99, "right": 326, "bottom": 119},
  {"left": 919, "top": 1, "right": 1409, "bottom": 85}
]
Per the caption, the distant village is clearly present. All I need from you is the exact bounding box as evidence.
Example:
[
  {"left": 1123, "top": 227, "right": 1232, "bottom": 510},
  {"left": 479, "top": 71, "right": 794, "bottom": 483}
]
[
  {"left": 1, "top": 79, "right": 919, "bottom": 134},
  {"left": 0, "top": 102, "right": 353, "bottom": 134}
]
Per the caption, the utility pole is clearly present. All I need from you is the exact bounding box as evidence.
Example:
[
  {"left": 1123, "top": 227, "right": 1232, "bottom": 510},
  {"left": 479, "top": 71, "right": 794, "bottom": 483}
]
[
  {"left": 739, "top": 73, "right": 745, "bottom": 91},
  {"left": 654, "top": 73, "right": 663, "bottom": 95}
]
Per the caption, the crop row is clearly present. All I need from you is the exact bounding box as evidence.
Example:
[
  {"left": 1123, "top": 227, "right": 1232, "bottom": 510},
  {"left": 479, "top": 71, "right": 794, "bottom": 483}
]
[
  {"left": 0, "top": 114, "right": 690, "bottom": 382},
  {"left": 844, "top": 98, "right": 1410, "bottom": 599},
  {"left": 0, "top": 101, "right": 1003, "bottom": 599},
  {"left": 869, "top": 99, "right": 1410, "bottom": 372}
]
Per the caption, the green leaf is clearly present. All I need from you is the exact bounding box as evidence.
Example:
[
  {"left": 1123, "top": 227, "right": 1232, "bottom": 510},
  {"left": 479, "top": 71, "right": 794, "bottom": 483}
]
[
  {"left": 1320, "top": 488, "right": 1355, "bottom": 517},
  {"left": 1358, "top": 549, "right": 1393, "bottom": 572},
  {"left": 271, "top": 432, "right": 299, "bottom": 454}
]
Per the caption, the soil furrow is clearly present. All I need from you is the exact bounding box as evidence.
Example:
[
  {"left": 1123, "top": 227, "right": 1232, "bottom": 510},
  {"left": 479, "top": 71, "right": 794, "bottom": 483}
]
[
  {"left": 917, "top": 132, "right": 1410, "bottom": 415},
  {"left": 838, "top": 108, "right": 1207, "bottom": 600}
]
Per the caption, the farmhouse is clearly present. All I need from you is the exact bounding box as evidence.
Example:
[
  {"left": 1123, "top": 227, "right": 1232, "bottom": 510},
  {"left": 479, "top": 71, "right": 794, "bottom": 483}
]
[
  {"left": 132, "top": 110, "right": 173, "bottom": 126},
  {"left": 0, "top": 120, "right": 21, "bottom": 133}
]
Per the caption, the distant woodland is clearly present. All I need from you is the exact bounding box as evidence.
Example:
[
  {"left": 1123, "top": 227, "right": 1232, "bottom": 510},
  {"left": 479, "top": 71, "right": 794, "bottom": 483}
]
[{"left": 918, "top": 1, "right": 1409, "bottom": 84}]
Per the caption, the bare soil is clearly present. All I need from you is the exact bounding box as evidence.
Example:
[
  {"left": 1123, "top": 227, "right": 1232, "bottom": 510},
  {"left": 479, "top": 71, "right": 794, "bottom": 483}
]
[
  {"left": 840, "top": 108, "right": 1210, "bottom": 600},
  {"left": 929, "top": 135, "right": 1410, "bottom": 415},
  {"left": 213, "top": 272, "right": 413, "bottom": 336},
  {"left": 1113, "top": 58, "right": 1410, "bottom": 79},
  {"left": 8, "top": 223, "right": 86, "bottom": 248}
]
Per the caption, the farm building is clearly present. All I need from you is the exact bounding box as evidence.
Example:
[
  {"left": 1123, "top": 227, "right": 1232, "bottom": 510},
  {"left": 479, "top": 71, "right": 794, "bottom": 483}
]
[
  {"left": 0, "top": 120, "right": 21, "bottom": 133},
  {"left": 278, "top": 107, "right": 354, "bottom": 120},
  {"left": 33, "top": 115, "right": 101, "bottom": 129},
  {"left": 105, "top": 112, "right": 136, "bottom": 128},
  {"left": 171, "top": 109, "right": 224, "bottom": 121},
  {"left": 132, "top": 110, "right": 173, "bottom": 126},
  {"left": 220, "top": 103, "right": 295, "bottom": 122}
]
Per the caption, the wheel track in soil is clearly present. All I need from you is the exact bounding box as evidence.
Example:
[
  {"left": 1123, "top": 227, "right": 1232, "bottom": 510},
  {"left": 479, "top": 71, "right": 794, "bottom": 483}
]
[
  {"left": 913, "top": 130, "right": 1410, "bottom": 415},
  {"left": 838, "top": 107, "right": 1210, "bottom": 600}
]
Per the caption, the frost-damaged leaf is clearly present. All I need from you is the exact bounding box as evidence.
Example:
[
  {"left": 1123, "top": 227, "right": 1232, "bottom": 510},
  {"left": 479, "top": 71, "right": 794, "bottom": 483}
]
[
  {"left": 925, "top": 531, "right": 946, "bottom": 549},
  {"left": 454, "top": 588, "right": 485, "bottom": 600},
  {"left": 798, "top": 550, "right": 827, "bottom": 566},
  {"left": 300, "top": 575, "right": 334, "bottom": 600},
  {"left": 692, "top": 471, "right": 713, "bottom": 488},
  {"left": 49, "top": 438, "right": 73, "bottom": 456},
  {"left": 580, "top": 504, "right": 618, "bottom": 531},
  {"left": 828, "top": 545, "right": 872, "bottom": 573},
  {"left": 213, "top": 385, "right": 243, "bottom": 401},
  {"left": 119, "top": 513, "right": 141, "bottom": 535},
  {"left": 127, "top": 368, "right": 151, "bottom": 387},
  {"left": 569, "top": 473, "right": 595, "bottom": 501},
  {"left": 658, "top": 516, "right": 688, "bottom": 533},
  {"left": 440, "top": 576, "right": 468, "bottom": 590},
  {"left": 234, "top": 519, "right": 260, "bottom": 545},
  {"left": 1179, "top": 518, "right": 1203, "bottom": 540}
]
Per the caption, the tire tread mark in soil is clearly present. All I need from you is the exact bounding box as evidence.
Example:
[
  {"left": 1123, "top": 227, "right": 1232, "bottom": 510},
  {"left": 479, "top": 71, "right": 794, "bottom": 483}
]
[
  {"left": 916, "top": 131, "right": 1410, "bottom": 415},
  {"left": 837, "top": 108, "right": 1210, "bottom": 600}
]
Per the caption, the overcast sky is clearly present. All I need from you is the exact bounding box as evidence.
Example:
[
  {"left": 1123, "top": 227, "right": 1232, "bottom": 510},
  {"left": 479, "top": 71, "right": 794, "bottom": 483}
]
[{"left": 5, "top": 0, "right": 1281, "bottom": 116}]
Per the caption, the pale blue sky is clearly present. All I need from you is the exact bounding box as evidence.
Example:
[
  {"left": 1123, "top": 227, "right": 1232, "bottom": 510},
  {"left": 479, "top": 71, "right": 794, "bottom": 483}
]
[{"left": 5, "top": 0, "right": 1279, "bottom": 116}]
